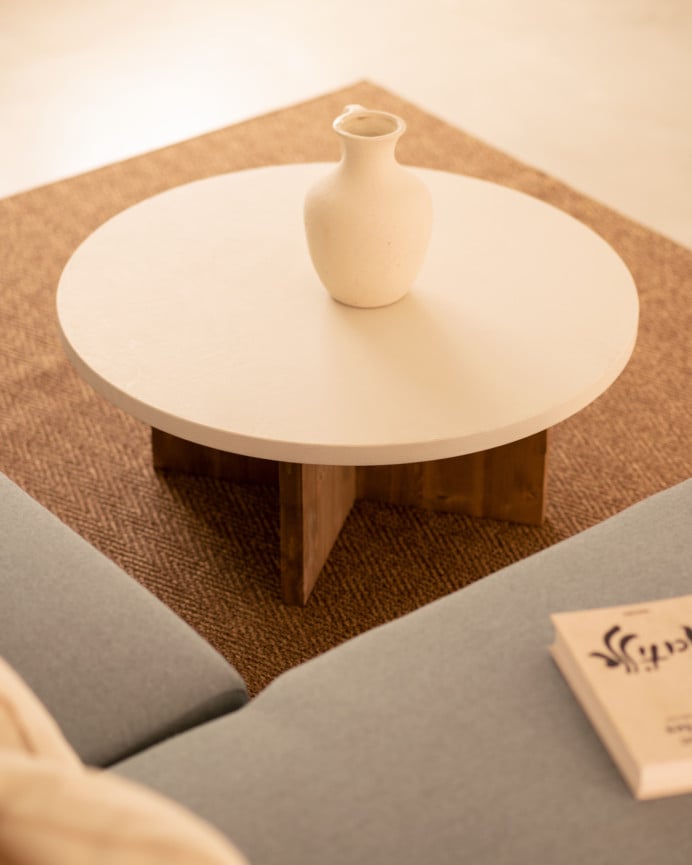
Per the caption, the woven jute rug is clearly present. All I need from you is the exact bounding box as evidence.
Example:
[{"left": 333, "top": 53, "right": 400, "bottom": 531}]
[{"left": 2, "top": 82, "right": 690, "bottom": 695}]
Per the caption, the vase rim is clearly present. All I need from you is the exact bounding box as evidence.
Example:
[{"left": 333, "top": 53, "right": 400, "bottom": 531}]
[{"left": 333, "top": 105, "right": 406, "bottom": 141}]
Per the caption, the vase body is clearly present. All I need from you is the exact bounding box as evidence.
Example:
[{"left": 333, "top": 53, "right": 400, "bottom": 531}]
[{"left": 304, "top": 105, "right": 433, "bottom": 308}]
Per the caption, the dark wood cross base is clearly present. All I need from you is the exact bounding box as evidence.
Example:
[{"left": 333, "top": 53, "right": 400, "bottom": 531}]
[{"left": 152, "top": 428, "right": 548, "bottom": 605}]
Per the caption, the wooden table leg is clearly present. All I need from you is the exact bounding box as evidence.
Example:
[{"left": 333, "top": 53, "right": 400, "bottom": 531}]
[
  {"left": 152, "top": 429, "right": 358, "bottom": 604},
  {"left": 481, "top": 430, "right": 549, "bottom": 524},
  {"left": 152, "top": 427, "right": 277, "bottom": 483},
  {"left": 357, "top": 430, "right": 548, "bottom": 525},
  {"left": 279, "top": 463, "right": 357, "bottom": 605}
]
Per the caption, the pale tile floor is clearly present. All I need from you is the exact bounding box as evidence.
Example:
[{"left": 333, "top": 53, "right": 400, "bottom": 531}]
[{"left": 1, "top": 0, "right": 691, "bottom": 248}]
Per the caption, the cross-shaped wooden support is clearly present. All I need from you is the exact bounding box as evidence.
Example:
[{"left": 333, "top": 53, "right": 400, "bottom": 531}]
[{"left": 152, "top": 427, "right": 548, "bottom": 605}]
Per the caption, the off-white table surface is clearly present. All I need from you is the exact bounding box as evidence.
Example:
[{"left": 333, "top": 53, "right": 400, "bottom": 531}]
[{"left": 57, "top": 163, "right": 638, "bottom": 468}]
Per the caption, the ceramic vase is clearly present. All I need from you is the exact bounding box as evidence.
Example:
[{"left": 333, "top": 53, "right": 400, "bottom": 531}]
[{"left": 304, "top": 104, "right": 433, "bottom": 308}]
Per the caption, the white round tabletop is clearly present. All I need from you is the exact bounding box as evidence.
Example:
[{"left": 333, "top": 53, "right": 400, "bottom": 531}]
[{"left": 57, "top": 163, "right": 638, "bottom": 466}]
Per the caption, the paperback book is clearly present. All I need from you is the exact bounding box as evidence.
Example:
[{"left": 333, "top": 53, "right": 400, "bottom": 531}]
[{"left": 550, "top": 593, "right": 692, "bottom": 799}]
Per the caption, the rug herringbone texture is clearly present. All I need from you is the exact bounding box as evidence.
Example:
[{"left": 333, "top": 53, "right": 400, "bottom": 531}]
[{"left": 2, "top": 82, "right": 690, "bottom": 695}]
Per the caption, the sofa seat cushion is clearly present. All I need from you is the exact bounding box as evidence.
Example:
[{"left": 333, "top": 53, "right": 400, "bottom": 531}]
[
  {"left": 0, "top": 473, "right": 248, "bottom": 767},
  {"left": 115, "top": 480, "right": 692, "bottom": 865}
]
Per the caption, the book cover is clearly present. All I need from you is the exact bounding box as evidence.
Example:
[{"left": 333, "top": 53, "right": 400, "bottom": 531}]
[{"left": 550, "top": 594, "right": 692, "bottom": 799}]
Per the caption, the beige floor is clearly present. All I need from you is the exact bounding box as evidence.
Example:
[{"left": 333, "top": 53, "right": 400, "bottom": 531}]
[{"left": 1, "top": 0, "right": 690, "bottom": 248}]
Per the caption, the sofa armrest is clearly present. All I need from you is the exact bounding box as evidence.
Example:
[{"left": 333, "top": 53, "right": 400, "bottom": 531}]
[{"left": 0, "top": 473, "right": 248, "bottom": 767}]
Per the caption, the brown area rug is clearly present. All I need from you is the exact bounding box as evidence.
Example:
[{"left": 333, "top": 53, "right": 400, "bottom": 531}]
[{"left": 2, "top": 81, "right": 690, "bottom": 695}]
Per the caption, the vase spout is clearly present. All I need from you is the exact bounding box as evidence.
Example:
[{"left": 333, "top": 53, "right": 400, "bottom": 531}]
[{"left": 334, "top": 105, "right": 405, "bottom": 141}]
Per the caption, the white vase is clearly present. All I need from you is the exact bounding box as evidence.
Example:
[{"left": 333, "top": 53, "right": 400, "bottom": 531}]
[{"left": 304, "top": 105, "right": 433, "bottom": 308}]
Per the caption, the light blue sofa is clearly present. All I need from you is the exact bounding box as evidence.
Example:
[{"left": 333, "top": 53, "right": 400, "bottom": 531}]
[{"left": 2, "top": 471, "right": 690, "bottom": 864}]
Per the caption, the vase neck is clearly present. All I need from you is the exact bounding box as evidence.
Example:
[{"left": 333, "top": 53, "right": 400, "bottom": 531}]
[{"left": 333, "top": 105, "right": 405, "bottom": 178}]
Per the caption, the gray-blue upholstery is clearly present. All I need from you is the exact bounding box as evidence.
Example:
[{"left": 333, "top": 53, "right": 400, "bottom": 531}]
[
  {"left": 115, "top": 480, "right": 692, "bottom": 865},
  {"left": 3, "top": 467, "right": 690, "bottom": 863},
  {"left": 0, "top": 472, "right": 248, "bottom": 766}
]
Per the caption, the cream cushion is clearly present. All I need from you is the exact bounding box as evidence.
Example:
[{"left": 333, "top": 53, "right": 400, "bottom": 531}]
[
  {"left": 0, "top": 657, "right": 248, "bottom": 864},
  {"left": 0, "top": 656, "right": 78, "bottom": 765},
  {"left": 0, "top": 753, "right": 249, "bottom": 865}
]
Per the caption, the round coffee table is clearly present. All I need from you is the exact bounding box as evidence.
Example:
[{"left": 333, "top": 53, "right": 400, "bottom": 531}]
[{"left": 57, "top": 164, "right": 638, "bottom": 603}]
